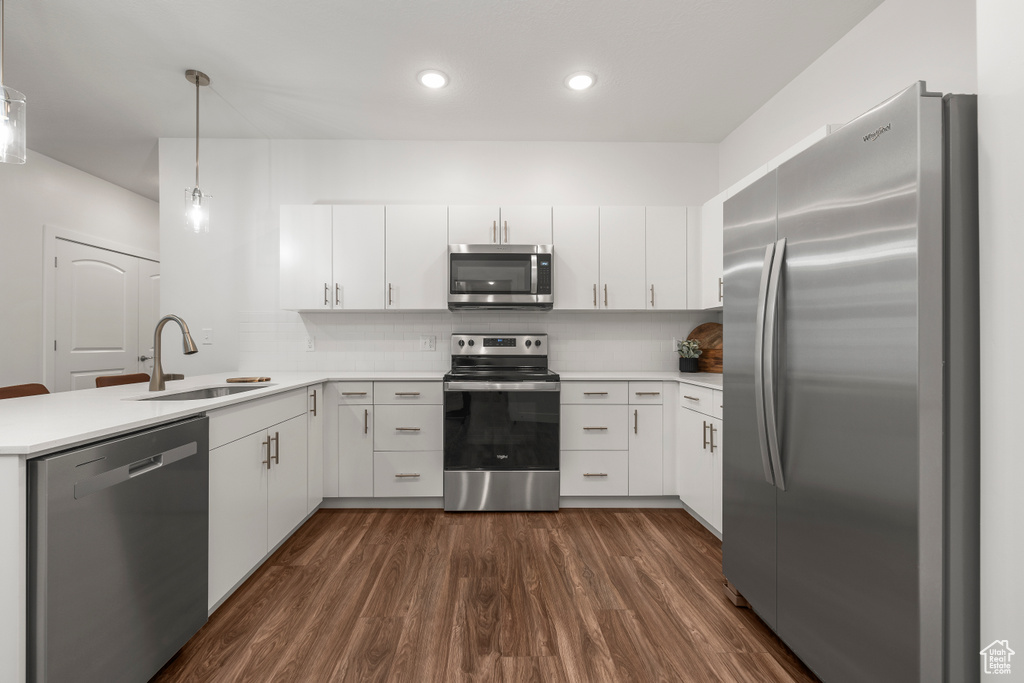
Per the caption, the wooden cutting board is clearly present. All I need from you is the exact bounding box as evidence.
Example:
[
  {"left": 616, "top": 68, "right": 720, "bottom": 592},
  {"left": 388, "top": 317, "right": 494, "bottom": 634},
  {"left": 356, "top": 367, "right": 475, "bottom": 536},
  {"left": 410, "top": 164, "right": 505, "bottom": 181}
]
[{"left": 687, "top": 322, "right": 723, "bottom": 373}]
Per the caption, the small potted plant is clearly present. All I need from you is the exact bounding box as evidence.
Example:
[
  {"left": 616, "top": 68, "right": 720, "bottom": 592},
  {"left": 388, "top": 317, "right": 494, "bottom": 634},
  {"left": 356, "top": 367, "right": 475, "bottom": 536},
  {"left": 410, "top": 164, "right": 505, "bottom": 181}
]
[{"left": 677, "top": 339, "right": 701, "bottom": 373}]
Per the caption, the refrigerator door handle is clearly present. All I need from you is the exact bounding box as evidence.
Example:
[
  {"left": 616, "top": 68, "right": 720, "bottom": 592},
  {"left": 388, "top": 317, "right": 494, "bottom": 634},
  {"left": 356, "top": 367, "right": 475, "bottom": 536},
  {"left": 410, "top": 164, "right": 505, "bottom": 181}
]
[
  {"left": 754, "top": 242, "right": 777, "bottom": 486},
  {"left": 763, "top": 238, "right": 787, "bottom": 490}
]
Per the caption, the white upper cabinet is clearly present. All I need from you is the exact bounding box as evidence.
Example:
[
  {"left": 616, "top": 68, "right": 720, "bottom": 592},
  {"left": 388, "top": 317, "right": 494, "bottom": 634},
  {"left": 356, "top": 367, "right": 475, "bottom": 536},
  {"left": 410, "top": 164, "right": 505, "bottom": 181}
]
[
  {"left": 385, "top": 205, "right": 448, "bottom": 310},
  {"left": 699, "top": 190, "right": 727, "bottom": 309},
  {"left": 499, "top": 205, "right": 552, "bottom": 244},
  {"left": 599, "top": 206, "right": 647, "bottom": 310},
  {"left": 448, "top": 205, "right": 500, "bottom": 245},
  {"left": 645, "top": 206, "right": 687, "bottom": 310},
  {"left": 553, "top": 206, "right": 601, "bottom": 310},
  {"left": 280, "top": 205, "right": 333, "bottom": 310},
  {"left": 333, "top": 205, "right": 385, "bottom": 310}
]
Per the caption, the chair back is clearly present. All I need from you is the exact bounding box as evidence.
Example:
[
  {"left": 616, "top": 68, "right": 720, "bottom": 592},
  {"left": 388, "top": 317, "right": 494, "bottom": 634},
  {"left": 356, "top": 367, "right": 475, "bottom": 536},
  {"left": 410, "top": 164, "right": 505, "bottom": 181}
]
[
  {"left": 0, "top": 383, "right": 50, "bottom": 400},
  {"left": 95, "top": 373, "right": 151, "bottom": 388}
]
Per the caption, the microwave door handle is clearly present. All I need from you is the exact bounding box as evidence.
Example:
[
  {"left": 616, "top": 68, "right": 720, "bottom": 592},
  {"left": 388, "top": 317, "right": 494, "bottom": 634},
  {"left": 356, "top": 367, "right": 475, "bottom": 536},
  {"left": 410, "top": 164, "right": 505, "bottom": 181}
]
[{"left": 531, "top": 254, "right": 538, "bottom": 294}]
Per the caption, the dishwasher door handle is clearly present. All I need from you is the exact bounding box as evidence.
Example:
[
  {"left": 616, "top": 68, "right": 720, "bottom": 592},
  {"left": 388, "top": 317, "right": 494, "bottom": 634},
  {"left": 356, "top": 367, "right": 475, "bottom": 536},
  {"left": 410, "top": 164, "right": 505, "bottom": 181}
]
[{"left": 74, "top": 441, "right": 198, "bottom": 499}]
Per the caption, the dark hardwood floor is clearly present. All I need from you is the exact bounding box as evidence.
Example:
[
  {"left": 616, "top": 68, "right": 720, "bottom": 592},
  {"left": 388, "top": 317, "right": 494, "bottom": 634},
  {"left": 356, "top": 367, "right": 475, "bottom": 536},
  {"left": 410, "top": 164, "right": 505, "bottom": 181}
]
[{"left": 152, "top": 509, "right": 819, "bottom": 682}]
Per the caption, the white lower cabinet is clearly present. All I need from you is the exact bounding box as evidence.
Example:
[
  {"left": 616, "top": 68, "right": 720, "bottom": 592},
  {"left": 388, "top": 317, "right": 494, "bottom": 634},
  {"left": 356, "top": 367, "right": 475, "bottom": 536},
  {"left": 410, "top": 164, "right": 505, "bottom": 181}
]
[
  {"left": 338, "top": 401, "right": 374, "bottom": 497},
  {"left": 628, "top": 405, "right": 663, "bottom": 496},
  {"left": 208, "top": 389, "right": 309, "bottom": 609},
  {"left": 561, "top": 451, "right": 629, "bottom": 496},
  {"left": 677, "top": 384, "right": 723, "bottom": 533},
  {"left": 373, "top": 451, "right": 444, "bottom": 497},
  {"left": 307, "top": 384, "right": 324, "bottom": 513}
]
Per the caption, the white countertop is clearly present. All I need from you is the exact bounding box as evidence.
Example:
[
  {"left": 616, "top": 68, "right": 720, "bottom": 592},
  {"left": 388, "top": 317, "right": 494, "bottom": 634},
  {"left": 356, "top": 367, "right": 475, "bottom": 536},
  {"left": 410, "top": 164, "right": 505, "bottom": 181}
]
[{"left": 0, "top": 369, "right": 720, "bottom": 457}]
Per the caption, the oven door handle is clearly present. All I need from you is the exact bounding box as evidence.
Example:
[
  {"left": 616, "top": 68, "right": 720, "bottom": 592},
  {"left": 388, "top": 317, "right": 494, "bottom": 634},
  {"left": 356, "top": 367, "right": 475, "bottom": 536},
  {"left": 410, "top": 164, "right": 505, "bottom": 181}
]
[{"left": 444, "top": 381, "right": 560, "bottom": 392}]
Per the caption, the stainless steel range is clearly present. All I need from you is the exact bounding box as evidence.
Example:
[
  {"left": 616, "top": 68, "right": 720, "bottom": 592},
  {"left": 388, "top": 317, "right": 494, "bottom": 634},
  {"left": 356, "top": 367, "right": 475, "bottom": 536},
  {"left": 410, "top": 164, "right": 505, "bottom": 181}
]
[{"left": 443, "top": 333, "right": 560, "bottom": 511}]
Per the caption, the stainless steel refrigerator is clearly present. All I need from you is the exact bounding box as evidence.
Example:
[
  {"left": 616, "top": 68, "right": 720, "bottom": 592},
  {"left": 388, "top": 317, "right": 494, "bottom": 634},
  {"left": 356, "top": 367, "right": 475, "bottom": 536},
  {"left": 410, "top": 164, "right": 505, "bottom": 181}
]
[{"left": 722, "top": 82, "right": 979, "bottom": 683}]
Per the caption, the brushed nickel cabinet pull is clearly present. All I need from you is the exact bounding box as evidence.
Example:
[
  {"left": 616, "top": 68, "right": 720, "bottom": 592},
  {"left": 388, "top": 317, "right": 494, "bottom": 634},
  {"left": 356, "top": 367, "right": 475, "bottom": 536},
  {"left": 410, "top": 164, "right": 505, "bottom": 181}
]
[
  {"left": 583, "top": 473, "right": 609, "bottom": 477},
  {"left": 504, "top": 220, "right": 508, "bottom": 243},
  {"left": 395, "top": 392, "right": 421, "bottom": 396},
  {"left": 719, "top": 277, "right": 724, "bottom": 302},
  {"left": 493, "top": 220, "right": 497, "bottom": 243},
  {"left": 271, "top": 432, "right": 280, "bottom": 465},
  {"left": 396, "top": 427, "right": 421, "bottom": 432},
  {"left": 604, "top": 284, "right": 608, "bottom": 307},
  {"left": 635, "top": 392, "right": 660, "bottom": 396},
  {"left": 634, "top": 409, "right": 638, "bottom": 434},
  {"left": 324, "top": 283, "right": 329, "bottom": 306},
  {"left": 395, "top": 473, "right": 421, "bottom": 478},
  {"left": 583, "top": 391, "right": 608, "bottom": 396},
  {"left": 702, "top": 421, "right": 709, "bottom": 450},
  {"left": 364, "top": 409, "right": 368, "bottom": 434},
  {"left": 262, "top": 437, "right": 271, "bottom": 470},
  {"left": 593, "top": 284, "right": 597, "bottom": 308},
  {"left": 388, "top": 283, "right": 393, "bottom": 306},
  {"left": 343, "top": 391, "right": 368, "bottom": 396},
  {"left": 651, "top": 284, "right": 655, "bottom": 307},
  {"left": 311, "top": 390, "right": 317, "bottom": 416},
  {"left": 335, "top": 283, "right": 340, "bottom": 306},
  {"left": 710, "top": 423, "right": 717, "bottom": 453},
  {"left": 683, "top": 395, "right": 700, "bottom": 402},
  {"left": 583, "top": 426, "right": 608, "bottom": 431}
]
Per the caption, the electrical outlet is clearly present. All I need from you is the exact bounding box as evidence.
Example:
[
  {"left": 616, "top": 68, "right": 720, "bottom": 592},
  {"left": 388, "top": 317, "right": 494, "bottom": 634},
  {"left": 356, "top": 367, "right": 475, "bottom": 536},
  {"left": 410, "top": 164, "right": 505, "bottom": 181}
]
[
  {"left": 671, "top": 337, "right": 680, "bottom": 352},
  {"left": 201, "top": 328, "right": 214, "bottom": 345},
  {"left": 305, "top": 335, "right": 315, "bottom": 352},
  {"left": 419, "top": 335, "right": 436, "bottom": 351}
]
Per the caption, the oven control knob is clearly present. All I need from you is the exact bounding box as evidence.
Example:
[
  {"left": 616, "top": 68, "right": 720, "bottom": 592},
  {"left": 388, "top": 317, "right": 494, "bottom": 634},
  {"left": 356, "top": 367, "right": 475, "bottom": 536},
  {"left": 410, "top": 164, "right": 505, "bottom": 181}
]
[
  {"left": 468, "top": 339, "right": 475, "bottom": 347},
  {"left": 534, "top": 339, "right": 542, "bottom": 348},
  {"left": 525, "top": 340, "right": 532, "bottom": 347},
  {"left": 458, "top": 340, "right": 465, "bottom": 347}
]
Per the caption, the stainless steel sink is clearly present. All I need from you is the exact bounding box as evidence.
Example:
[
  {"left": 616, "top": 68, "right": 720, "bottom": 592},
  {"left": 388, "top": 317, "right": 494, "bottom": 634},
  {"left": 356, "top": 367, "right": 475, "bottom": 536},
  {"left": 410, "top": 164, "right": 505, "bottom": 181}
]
[{"left": 136, "top": 385, "right": 274, "bottom": 401}]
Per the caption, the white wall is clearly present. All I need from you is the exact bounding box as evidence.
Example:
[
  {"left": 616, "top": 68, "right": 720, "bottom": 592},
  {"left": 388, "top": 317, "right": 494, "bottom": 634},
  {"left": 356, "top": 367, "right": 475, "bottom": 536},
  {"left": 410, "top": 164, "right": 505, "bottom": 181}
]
[
  {"left": 718, "top": 0, "right": 977, "bottom": 190},
  {"left": 0, "top": 151, "right": 158, "bottom": 388},
  {"left": 976, "top": 0, "right": 1023, "bottom": 664},
  {"left": 160, "top": 139, "right": 719, "bottom": 375}
]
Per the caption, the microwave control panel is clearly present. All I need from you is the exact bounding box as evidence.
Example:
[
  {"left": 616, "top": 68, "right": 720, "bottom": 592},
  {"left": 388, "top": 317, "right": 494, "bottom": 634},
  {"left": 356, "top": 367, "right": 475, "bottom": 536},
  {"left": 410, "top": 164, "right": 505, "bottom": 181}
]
[{"left": 537, "top": 257, "right": 552, "bottom": 294}]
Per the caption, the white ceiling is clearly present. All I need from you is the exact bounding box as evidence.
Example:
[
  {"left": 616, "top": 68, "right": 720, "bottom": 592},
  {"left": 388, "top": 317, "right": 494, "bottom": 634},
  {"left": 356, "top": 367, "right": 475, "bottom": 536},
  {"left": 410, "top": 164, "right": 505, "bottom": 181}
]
[{"left": 5, "top": 0, "right": 882, "bottom": 201}]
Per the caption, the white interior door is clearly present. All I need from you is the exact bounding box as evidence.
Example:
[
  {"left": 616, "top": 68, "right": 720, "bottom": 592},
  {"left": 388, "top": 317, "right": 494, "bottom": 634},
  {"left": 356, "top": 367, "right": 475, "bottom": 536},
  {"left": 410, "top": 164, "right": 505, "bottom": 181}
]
[
  {"left": 138, "top": 259, "right": 160, "bottom": 375},
  {"left": 54, "top": 239, "right": 140, "bottom": 391}
]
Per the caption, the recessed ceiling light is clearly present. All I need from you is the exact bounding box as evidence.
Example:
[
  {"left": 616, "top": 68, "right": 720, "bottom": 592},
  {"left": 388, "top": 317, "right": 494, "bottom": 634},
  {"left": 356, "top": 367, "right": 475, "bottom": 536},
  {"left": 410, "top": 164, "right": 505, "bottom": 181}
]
[
  {"left": 418, "top": 70, "right": 449, "bottom": 89},
  {"left": 565, "top": 72, "right": 596, "bottom": 91}
]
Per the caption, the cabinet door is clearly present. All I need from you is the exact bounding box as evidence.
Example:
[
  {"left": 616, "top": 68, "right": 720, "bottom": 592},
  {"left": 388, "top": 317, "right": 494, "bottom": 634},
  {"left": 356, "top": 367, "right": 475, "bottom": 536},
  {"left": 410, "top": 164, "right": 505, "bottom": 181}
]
[
  {"left": 333, "top": 205, "right": 385, "bottom": 310},
  {"left": 677, "top": 407, "right": 713, "bottom": 523},
  {"left": 339, "top": 403, "right": 374, "bottom": 497},
  {"left": 280, "top": 205, "right": 333, "bottom": 310},
  {"left": 707, "top": 416, "right": 723, "bottom": 532},
  {"left": 307, "top": 385, "right": 324, "bottom": 513},
  {"left": 628, "top": 405, "right": 663, "bottom": 496},
  {"left": 267, "top": 413, "right": 309, "bottom": 549},
  {"left": 552, "top": 206, "right": 600, "bottom": 310},
  {"left": 385, "top": 205, "right": 448, "bottom": 310},
  {"left": 561, "top": 404, "right": 629, "bottom": 451},
  {"left": 699, "top": 192, "right": 726, "bottom": 309},
  {"left": 208, "top": 431, "right": 269, "bottom": 609},
  {"left": 645, "top": 207, "right": 687, "bottom": 310},
  {"left": 499, "top": 205, "right": 552, "bottom": 244},
  {"left": 599, "top": 206, "right": 647, "bottom": 310},
  {"left": 448, "top": 205, "right": 500, "bottom": 244}
]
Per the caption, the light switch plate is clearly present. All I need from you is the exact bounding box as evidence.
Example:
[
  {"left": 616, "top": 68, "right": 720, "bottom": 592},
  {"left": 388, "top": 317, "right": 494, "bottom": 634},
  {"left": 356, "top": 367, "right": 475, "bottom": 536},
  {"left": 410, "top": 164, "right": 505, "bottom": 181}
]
[{"left": 201, "top": 328, "right": 214, "bottom": 345}]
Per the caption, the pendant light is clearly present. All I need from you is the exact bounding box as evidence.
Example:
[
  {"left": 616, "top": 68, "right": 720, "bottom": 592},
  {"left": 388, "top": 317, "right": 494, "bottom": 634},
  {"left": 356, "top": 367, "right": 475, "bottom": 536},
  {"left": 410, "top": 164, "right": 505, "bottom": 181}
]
[
  {"left": 0, "top": 0, "right": 26, "bottom": 164},
  {"left": 185, "top": 69, "right": 211, "bottom": 233}
]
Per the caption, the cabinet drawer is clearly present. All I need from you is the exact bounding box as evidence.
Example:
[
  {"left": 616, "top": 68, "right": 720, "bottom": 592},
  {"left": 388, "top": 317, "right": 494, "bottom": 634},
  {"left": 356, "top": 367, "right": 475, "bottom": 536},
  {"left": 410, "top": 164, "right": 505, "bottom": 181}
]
[
  {"left": 208, "top": 388, "right": 308, "bottom": 449},
  {"left": 561, "top": 404, "right": 628, "bottom": 450},
  {"left": 560, "top": 451, "right": 629, "bottom": 496},
  {"left": 373, "top": 451, "right": 443, "bottom": 497},
  {"left": 712, "top": 390, "right": 723, "bottom": 420},
  {"left": 333, "top": 382, "right": 373, "bottom": 404},
  {"left": 629, "top": 381, "right": 664, "bottom": 404},
  {"left": 560, "top": 381, "right": 628, "bottom": 404},
  {"left": 373, "top": 405, "right": 443, "bottom": 451},
  {"left": 679, "top": 384, "right": 716, "bottom": 416},
  {"left": 373, "top": 381, "right": 443, "bottom": 405}
]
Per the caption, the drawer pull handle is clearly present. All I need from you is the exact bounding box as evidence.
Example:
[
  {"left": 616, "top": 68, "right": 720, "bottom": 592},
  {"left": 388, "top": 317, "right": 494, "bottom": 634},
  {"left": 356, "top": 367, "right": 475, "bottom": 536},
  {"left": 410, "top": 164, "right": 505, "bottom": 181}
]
[
  {"left": 343, "top": 392, "right": 368, "bottom": 396},
  {"left": 395, "top": 427, "right": 421, "bottom": 431},
  {"left": 364, "top": 409, "right": 368, "bottom": 434},
  {"left": 584, "top": 473, "right": 609, "bottom": 477},
  {"left": 395, "top": 473, "right": 420, "bottom": 478},
  {"left": 683, "top": 395, "right": 701, "bottom": 401},
  {"left": 583, "top": 426, "right": 608, "bottom": 431},
  {"left": 583, "top": 392, "right": 608, "bottom": 396},
  {"left": 261, "top": 437, "right": 272, "bottom": 470},
  {"left": 311, "top": 390, "right": 317, "bottom": 416},
  {"left": 271, "top": 432, "right": 280, "bottom": 465},
  {"left": 635, "top": 392, "right": 660, "bottom": 396},
  {"left": 634, "top": 409, "right": 638, "bottom": 434},
  {"left": 703, "top": 421, "right": 710, "bottom": 450},
  {"left": 395, "top": 392, "right": 421, "bottom": 396}
]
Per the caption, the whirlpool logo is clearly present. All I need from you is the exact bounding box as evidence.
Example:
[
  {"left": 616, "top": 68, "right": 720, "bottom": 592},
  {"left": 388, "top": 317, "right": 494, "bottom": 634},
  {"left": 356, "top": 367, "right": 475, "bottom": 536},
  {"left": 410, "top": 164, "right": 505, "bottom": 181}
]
[{"left": 863, "top": 122, "right": 892, "bottom": 142}]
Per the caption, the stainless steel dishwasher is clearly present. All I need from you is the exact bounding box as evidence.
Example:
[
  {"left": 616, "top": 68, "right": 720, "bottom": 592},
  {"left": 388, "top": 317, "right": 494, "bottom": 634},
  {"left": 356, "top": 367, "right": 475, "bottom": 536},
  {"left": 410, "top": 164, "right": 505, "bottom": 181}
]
[{"left": 29, "top": 416, "right": 209, "bottom": 683}]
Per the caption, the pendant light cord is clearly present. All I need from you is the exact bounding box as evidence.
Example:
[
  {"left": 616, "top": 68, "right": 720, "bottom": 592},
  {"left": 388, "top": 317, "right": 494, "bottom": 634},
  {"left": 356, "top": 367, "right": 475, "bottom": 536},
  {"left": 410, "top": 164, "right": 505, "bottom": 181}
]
[
  {"left": 195, "top": 75, "right": 200, "bottom": 188},
  {"left": 1, "top": 0, "right": 6, "bottom": 85}
]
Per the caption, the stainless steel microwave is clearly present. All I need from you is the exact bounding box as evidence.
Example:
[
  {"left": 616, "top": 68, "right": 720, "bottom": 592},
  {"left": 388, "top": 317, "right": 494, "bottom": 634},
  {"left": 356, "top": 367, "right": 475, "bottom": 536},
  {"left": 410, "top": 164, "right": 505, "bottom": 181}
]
[{"left": 448, "top": 244, "right": 553, "bottom": 310}]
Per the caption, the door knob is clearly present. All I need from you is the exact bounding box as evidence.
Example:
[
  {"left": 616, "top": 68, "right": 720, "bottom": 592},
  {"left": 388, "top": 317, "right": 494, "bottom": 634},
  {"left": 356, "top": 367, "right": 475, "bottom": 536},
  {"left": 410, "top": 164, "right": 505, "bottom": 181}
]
[{"left": 139, "top": 355, "right": 152, "bottom": 362}]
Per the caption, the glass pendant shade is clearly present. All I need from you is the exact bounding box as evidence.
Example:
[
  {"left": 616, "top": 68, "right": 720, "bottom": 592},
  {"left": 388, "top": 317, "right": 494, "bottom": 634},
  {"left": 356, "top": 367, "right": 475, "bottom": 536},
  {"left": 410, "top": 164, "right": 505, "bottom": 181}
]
[
  {"left": 0, "top": 84, "right": 25, "bottom": 164},
  {"left": 184, "top": 187, "right": 211, "bottom": 234}
]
